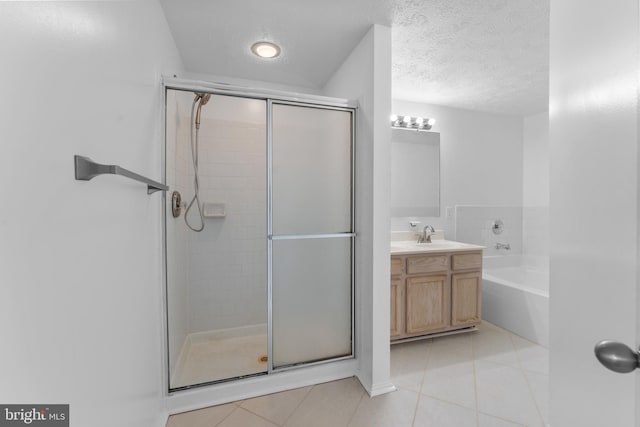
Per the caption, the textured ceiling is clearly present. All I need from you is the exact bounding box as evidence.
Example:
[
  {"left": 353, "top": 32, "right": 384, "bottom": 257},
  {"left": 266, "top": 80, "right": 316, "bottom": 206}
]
[
  {"left": 160, "top": 0, "right": 549, "bottom": 116},
  {"left": 391, "top": 0, "right": 549, "bottom": 115}
]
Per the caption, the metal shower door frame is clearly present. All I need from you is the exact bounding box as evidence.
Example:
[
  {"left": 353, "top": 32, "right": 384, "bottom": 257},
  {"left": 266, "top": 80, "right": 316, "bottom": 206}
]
[
  {"left": 266, "top": 99, "right": 356, "bottom": 374},
  {"left": 162, "top": 78, "right": 356, "bottom": 391}
]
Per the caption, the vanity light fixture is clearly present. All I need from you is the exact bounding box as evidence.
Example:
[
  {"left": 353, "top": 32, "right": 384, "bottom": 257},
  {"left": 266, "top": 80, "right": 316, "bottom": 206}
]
[
  {"left": 390, "top": 114, "right": 435, "bottom": 131},
  {"left": 251, "top": 41, "right": 281, "bottom": 58}
]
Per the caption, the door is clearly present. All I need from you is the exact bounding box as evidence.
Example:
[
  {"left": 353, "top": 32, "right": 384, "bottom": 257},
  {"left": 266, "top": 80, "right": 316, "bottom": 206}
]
[
  {"left": 164, "top": 89, "right": 268, "bottom": 390},
  {"left": 405, "top": 275, "right": 449, "bottom": 334},
  {"left": 550, "top": 1, "right": 640, "bottom": 425},
  {"left": 390, "top": 277, "right": 403, "bottom": 338},
  {"left": 451, "top": 272, "right": 481, "bottom": 326},
  {"left": 269, "top": 101, "right": 355, "bottom": 369}
]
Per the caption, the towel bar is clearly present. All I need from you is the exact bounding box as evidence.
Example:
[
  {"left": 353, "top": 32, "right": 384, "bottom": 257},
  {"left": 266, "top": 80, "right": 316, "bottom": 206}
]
[{"left": 74, "top": 155, "right": 168, "bottom": 194}]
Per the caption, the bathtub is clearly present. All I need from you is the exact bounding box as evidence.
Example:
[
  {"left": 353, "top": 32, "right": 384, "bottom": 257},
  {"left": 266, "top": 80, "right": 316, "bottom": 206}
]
[{"left": 482, "top": 255, "right": 549, "bottom": 347}]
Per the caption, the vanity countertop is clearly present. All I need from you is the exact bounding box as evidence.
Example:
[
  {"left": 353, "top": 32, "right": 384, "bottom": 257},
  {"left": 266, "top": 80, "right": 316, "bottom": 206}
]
[{"left": 390, "top": 239, "right": 485, "bottom": 255}]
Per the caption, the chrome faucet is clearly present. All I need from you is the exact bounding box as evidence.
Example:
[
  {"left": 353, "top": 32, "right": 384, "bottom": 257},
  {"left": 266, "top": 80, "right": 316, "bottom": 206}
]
[
  {"left": 495, "top": 242, "right": 511, "bottom": 250},
  {"left": 418, "top": 225, "right": 435, "bottom": 243}
]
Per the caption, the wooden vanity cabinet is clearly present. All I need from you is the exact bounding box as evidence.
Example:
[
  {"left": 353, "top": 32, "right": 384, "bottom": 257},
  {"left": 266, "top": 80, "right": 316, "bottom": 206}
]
[
  {"left": 390, "top": 257, "right": 404, "bottom": 338},
  {"left": 391, "top": 250, "right": 482, "bottom": 341}
]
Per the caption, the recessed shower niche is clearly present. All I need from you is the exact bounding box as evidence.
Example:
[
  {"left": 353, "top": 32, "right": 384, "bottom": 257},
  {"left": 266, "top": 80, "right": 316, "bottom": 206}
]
[{"left": 163, "top": 86, "right": 355, "bottom": 391}]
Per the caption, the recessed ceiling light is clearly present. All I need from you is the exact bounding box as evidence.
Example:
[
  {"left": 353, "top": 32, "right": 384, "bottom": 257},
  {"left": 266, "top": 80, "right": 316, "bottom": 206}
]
[{"left": 251, "top": 41, "right": 281, "bottom": 59}]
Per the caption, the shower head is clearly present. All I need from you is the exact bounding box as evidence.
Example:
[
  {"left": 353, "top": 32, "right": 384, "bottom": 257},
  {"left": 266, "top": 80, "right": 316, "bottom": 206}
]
[
  {"left": 195, "top": 92, "right": 211, "bottom": 105},
  {"left": 194, "top": 92, "right": 212, "bottom": 129}
]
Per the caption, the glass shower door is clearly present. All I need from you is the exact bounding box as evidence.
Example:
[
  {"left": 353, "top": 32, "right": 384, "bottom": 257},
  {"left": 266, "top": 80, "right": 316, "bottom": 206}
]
[
  {"left": 165, "top": 89, "right": 268, "bottom": 390},
  {"left": 165, "top": 88, "right": 355, "bottom": 391},
  {"left": 269, "top": 102, "right": 354, "bottom": 369}
]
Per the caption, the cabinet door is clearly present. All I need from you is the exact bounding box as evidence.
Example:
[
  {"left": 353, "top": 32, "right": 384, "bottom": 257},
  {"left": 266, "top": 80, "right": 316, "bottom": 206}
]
[
  {"left": 391, "top": 257, "right": 404, "bottom": 276},
  {"left": 406, "top": 275, "right": 449, "bottom": 334},
  {"left": 451, "top": 272, "right": 482, "bottom": 326},
  {"left": 390, "top": 277, "right": 403, "bottom": 338}
]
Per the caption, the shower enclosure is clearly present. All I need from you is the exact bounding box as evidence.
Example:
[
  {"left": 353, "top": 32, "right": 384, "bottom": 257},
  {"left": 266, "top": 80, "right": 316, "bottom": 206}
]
[{"left": 164, "top": 85, "right": 355, "bottom": 391}]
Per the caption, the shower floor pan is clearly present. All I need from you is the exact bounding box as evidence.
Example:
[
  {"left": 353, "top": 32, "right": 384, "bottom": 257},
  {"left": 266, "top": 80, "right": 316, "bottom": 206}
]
[{"left": 171, "top": 324, "right": 268, "bottom": 389}]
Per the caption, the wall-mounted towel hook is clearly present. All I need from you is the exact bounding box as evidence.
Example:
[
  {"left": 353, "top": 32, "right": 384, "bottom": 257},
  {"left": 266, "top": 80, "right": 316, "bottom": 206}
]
[{"left": 74, "top": 155, "right": 168, "bottom": 195}]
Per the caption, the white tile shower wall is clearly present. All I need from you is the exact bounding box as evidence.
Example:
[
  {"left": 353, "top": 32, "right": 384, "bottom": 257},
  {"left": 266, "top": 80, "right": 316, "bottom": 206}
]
[
  {"left": 523, "top": 206, "right": 549, "bottom": 257},
  {"left": 186, "top": 116, "right": 267, "bottom": 333},
  {"left": 454, "top": 206, "right": 523, "bottom": 256}
]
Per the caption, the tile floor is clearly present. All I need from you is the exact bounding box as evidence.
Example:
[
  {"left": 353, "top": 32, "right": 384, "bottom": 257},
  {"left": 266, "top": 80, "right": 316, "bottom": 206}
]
[{"left": 166, "top": 322, "right": 548, "bottom": 427}]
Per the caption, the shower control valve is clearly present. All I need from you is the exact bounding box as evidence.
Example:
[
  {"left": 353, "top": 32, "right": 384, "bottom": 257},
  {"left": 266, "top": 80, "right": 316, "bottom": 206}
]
[{"left": 171, "top": 191, "right": 182, "bottom": 218}]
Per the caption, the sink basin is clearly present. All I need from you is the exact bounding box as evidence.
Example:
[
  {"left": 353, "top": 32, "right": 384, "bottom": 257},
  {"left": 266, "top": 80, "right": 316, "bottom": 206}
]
[{"left": 390, "top": 239, "right": 484, "bottom": 254}]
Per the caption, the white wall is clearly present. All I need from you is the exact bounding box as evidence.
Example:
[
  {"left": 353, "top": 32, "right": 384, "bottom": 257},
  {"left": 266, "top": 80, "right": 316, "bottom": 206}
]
[
  {"left": 549, "top": 0, "right": 639, "bottom": 425},
  {"left": 522, "top": 111, "right": 549, "bottom": 257},
  {"left": 390, "top": 101, "right": 523, "bottom": 239},
  {"left": 0, "top": 2, "right": 183, "bottom": 427},
  {"left": 523, "top": 111, "right": 550, "bottom": 207},
  {"left": 323, "top": 24, "right": 394, "bottom": 396}
]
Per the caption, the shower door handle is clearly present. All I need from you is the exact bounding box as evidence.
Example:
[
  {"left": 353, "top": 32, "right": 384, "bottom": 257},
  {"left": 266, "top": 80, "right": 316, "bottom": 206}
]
[{"left": 594, "top": 340, "right": 640, "bottom": 373}]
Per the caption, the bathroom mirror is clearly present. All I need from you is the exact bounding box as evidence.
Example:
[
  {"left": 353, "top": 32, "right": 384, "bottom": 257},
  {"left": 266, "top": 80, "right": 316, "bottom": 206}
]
[{"left": 390, "top": 129, "right": 440, "bottom": 217}]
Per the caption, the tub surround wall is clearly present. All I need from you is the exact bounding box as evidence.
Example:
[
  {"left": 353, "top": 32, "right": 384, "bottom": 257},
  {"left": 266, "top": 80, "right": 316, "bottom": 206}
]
[
  {"left": 523, "top": 206, "right": 549, "bottom": 257},
  {"left": 454, "top": 205, "right": 523, "bottom": 256},
  {"left": 390, "top": 100, "right": 523, "bottom": 236}
]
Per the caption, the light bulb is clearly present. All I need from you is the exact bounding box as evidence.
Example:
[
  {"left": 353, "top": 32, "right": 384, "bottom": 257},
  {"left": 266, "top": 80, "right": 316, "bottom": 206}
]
[{"left": 251, "top": 41, "right": 281, "bottom": 58}]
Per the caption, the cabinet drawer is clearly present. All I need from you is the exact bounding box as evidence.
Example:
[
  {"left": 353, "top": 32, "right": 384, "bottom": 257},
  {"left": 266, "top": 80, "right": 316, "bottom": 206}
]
[
  {"left": 407, "top": 255, "right": 449, "bottom": 274},
  {"left": 391, "top": 257, "right": 404, "bottom": 276},
  {"left": 452, "top": 253, "right": 482, "bottom": 271}
]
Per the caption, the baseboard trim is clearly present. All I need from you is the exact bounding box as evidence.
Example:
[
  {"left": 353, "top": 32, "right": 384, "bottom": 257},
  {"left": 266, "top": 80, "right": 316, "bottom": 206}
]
[{"left": 366, "top": 381, "right": 397, "bottom": 397}]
